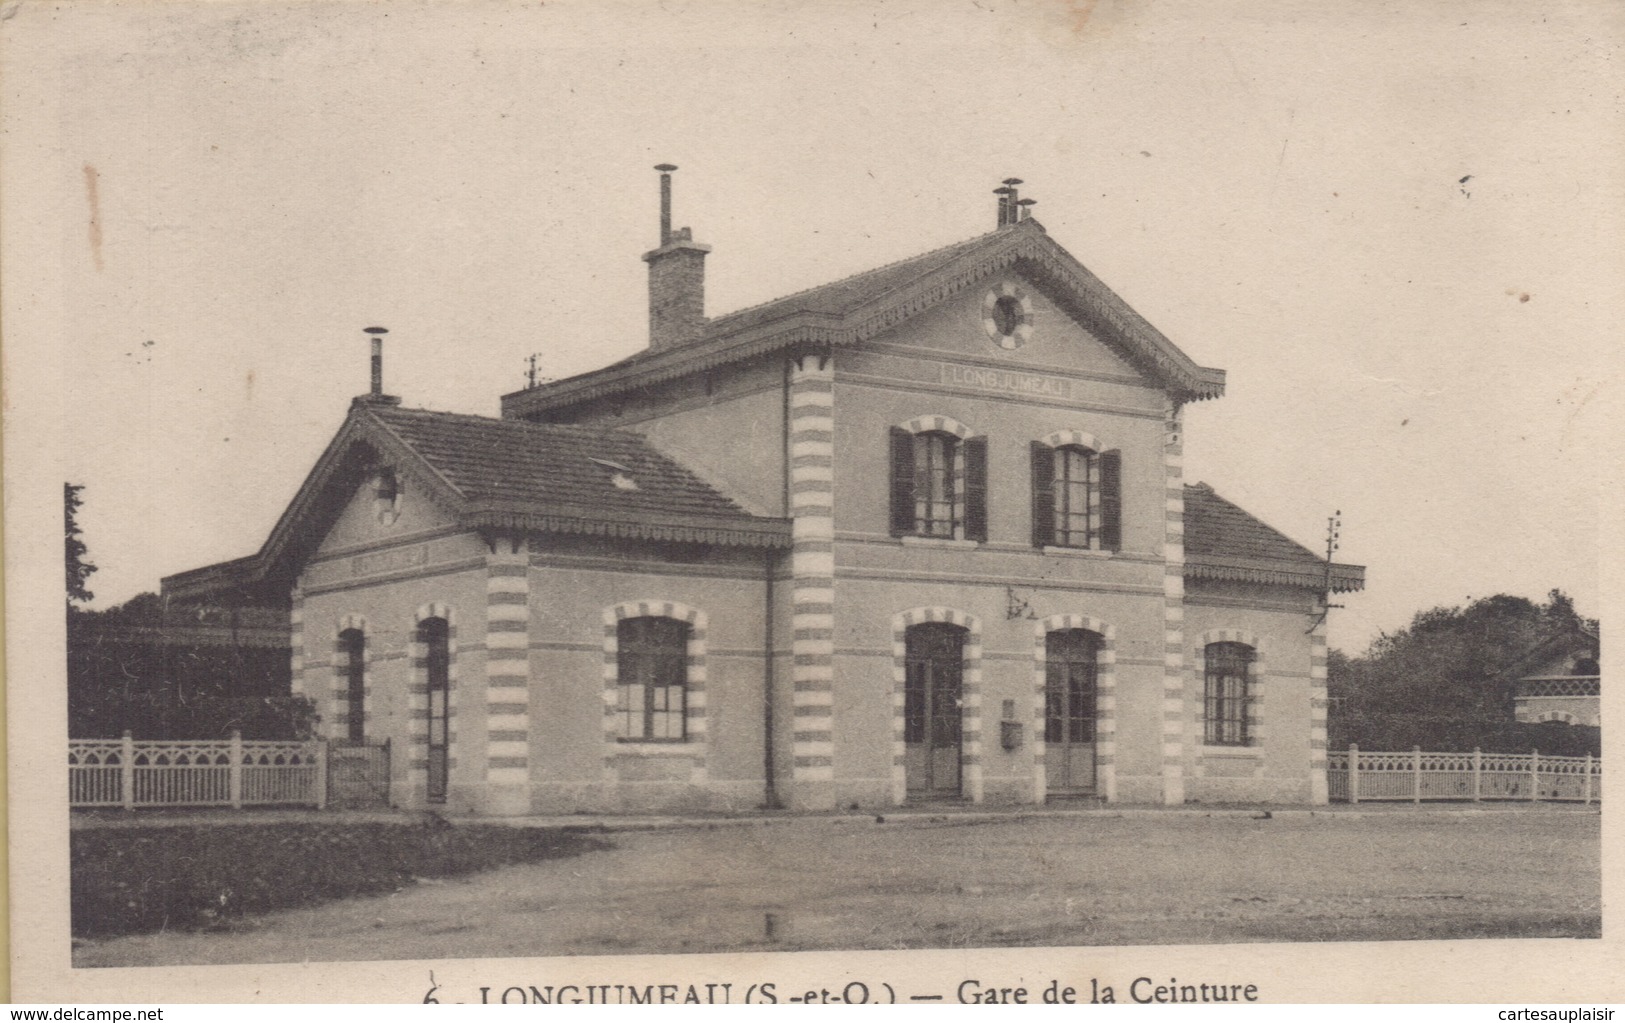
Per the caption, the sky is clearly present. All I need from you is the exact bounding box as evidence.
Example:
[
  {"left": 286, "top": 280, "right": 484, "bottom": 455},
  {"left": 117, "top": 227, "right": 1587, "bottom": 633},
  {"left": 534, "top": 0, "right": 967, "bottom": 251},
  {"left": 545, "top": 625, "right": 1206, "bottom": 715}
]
[{"left": 9, "top": 0, "right": 1619, "bottom": 656}]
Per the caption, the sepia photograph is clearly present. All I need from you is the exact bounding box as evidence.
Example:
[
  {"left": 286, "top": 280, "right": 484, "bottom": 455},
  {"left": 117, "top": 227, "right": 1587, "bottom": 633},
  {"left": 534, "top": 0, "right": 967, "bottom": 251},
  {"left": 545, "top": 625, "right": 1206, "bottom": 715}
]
[{"left": 5, "top": 0, "right": 1618, "bottom": 1004}]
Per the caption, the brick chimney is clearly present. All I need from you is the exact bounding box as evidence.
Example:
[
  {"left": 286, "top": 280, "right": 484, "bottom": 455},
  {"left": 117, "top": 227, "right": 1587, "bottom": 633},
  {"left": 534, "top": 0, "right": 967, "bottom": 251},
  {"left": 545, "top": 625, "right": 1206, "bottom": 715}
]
[{"left": 642, "top": 164, "right": 711, "bottom": 350}]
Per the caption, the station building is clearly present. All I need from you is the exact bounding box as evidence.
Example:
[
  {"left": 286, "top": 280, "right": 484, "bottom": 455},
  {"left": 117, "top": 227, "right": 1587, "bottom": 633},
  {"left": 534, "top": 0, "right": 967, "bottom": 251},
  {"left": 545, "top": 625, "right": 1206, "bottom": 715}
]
[{"left": 166, "top": 172, "right": 1364, "bottom": 814}]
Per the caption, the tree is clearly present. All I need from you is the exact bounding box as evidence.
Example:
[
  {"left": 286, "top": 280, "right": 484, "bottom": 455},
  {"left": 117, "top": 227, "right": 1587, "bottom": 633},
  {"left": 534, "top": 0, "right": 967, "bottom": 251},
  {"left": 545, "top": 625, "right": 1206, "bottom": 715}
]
[
  {"left": 1328, "top": 590, "right": 1599, "bottom": 756},
  {"left": 68, "top": 591, "right": 314, "bottom": 740},
  {"left": 64, "top": 482, "right": 97, "bottom": 605}
]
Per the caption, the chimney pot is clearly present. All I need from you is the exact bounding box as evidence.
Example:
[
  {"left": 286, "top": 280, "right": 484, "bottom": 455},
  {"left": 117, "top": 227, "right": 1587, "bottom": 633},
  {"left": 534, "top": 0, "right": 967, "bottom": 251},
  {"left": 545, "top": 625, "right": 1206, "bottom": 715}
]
[
  {"left": 995, "top": 179, "right": 1025, "bottom": 227},
  {"left": 655, "top": 163, "right": 677, "bottom": 245},
  {"left": 365, "top": 326, "right": 387, "bottom": 396},
  {"left": 354, "top": 327, "right": 401, "bottom": 407}
]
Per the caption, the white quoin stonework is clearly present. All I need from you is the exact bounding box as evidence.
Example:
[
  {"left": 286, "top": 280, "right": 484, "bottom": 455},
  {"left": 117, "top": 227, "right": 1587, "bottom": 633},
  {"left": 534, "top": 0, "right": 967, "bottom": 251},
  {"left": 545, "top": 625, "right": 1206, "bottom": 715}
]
[
  {"left": 1309, "top": 612, "right": 1330, "bottom": 805},
  {"left": 484, "top": 537, "right": 532, "bottom": 815},
  {"left": 289, "top": 584, "right": 306, "bottom": 702},
  {"left": 788, "top": 354, "right": 836, "bottom": 811},
  {"left": 1161, "top": 401, "right": 1187, "bottom": 804}
]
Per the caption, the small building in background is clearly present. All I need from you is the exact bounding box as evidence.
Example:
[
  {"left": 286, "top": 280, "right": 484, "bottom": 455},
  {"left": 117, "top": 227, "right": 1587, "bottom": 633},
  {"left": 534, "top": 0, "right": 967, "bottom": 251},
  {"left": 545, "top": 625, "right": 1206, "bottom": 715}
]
[{"left": 1511, "top": 625, "right": 1600, "bottom": 728}]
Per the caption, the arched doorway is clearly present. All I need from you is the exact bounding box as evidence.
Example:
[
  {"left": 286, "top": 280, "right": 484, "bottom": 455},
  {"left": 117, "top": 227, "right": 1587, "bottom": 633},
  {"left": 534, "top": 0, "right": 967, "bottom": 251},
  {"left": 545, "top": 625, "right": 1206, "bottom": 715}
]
[
  {"left": 904, "top": 622, "right": 965, "bottom": 797},
  {"left": 1044, "top": 628, "right": 1100, "bottom": 796}
]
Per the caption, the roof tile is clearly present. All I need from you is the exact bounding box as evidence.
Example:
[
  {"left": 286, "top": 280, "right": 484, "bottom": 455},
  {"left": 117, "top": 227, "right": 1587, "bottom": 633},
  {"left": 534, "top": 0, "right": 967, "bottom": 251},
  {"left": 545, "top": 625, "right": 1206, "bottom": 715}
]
[
  {"left": 504, "top": 217, "right": 1227, "bottom": 417},
  {"left": 1184, "top": 482, "right": 1321, "bottom": 564},
  {"left": 707, "top": 230, "right": 1003, "bottom": 333},
  {"left": 369, "top": 406, "right": 763, "bottom": 523}
]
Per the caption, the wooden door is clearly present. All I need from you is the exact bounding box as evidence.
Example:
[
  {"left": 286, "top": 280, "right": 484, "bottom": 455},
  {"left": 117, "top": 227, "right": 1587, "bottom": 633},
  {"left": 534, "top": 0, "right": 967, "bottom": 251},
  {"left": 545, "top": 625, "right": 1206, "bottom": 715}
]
[
  {"left": 1044, "top": 629, "right": 1099, "bottom": 795},
  {"left": 904, "top": 623, "right": 964, "bottom": 796}
]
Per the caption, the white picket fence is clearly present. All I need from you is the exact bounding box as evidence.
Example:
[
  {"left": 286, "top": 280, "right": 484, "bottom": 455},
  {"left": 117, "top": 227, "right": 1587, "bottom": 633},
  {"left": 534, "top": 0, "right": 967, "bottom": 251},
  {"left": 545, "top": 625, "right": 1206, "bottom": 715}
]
[
  {"left": 1327, "top": 746, "right": 1600, "bottom": 804},
  {"left": 69, "top": 732, "right": 326, "bottom": 810}
]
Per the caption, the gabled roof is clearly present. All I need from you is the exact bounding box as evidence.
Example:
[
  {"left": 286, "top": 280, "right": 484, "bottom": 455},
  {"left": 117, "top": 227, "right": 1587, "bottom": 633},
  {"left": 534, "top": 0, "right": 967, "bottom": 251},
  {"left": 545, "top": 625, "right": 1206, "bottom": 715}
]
[
  {"left": 1495, "top": 621, "right": 1600, "bottom": 685},
  {"left": 163, "top": 401, "right": 790, "bottom": 601},
  {"left": 503, "top": 217, "right": 1226, "bottom": 418},
  {"left": 164, "top": 411, "right": 1355, "bottom": 603},
  {"left": 1184, "top": 483, "right": 1364, "bottom": 593},
  {"left": 373, "top": 406, "right": 762, "bottom": 522}
]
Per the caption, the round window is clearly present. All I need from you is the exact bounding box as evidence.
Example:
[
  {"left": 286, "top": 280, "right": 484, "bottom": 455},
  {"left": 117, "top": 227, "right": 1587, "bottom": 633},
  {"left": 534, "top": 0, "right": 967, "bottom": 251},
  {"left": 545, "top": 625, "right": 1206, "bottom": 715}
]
[
  {"left": 373, "top": 469, "right": 401, "bottom": 525},
  {"left": 982, "top": 283, "right": 1034, "bottom": 349},
  {"left": 992, "top": 295, "right": 1022, "bottom": 337}
]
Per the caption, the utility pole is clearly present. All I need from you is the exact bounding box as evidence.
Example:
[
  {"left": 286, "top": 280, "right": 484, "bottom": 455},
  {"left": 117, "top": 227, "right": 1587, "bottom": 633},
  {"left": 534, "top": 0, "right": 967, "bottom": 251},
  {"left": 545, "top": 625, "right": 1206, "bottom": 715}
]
[{"left": 1307, "top": 510, "right": 1346, "bottom": 633}]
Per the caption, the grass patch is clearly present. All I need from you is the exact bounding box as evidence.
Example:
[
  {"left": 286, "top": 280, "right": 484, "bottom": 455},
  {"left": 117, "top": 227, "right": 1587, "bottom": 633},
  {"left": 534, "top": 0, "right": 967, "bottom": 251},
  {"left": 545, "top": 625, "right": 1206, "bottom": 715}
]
[{"left": 72, "top": 820, "right": 610, "bottom": 939}]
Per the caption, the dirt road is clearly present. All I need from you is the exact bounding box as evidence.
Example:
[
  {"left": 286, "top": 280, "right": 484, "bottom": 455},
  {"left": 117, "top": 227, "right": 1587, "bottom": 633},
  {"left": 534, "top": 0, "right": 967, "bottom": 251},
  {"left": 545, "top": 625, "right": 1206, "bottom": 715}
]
[{"left": 75, "top": 809, "right": 1600, "bottom": 967}]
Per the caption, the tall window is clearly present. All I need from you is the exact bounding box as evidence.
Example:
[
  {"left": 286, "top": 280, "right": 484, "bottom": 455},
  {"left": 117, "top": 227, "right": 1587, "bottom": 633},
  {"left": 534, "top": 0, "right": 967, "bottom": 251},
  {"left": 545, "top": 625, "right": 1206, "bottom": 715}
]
[
  {"left": 1031, "top": 443, "right": 1120, "bottom": 550},
  {"left": 339, "top": 628, "right": 365, "bottom": 743},
  {"left": 1054, "top": 447, "right": 1096, "bottom": 548},
  {"left": 890, "top": 426, "right": 987, "bottom": 541},
  {"left": 617, "top": 617, "right": 689, "bottom": 741},
  {"left": 1204, "top": 642, "right": 1253, "bottom": 746},
  {"left": 420, "top": 617, "right": 451, "bottom": 802},
  {"left": 914, "top": 432, "right": 957, "bottom": 537}
]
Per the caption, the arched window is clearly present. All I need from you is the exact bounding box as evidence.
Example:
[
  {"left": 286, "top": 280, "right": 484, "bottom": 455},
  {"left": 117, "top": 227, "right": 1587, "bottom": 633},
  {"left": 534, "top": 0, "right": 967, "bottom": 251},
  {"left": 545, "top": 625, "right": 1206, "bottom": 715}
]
[
  {"left": 339, "top": 628, "right": 365, "bottom": 743},
  {"left": 1031, "top": 442, "right": 1121, "bottom": 550},
  {"left": 419, "top": 616, "right": 451, "bottom": 802},
  {"left": 617, "top": 617, "right": 690, "bottom": 741},
  {"left": 888, "top": 420, "right": 987, "bottom": 541},
  {"left": 1204, "top": 642, "right": 1254, "bottom": 746},
  {"left": 1054, "top": 446, "right": 1096, "bottom": 547},
  {"left": 913, "top": 431, "right": 958, "bottom": 538}
]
